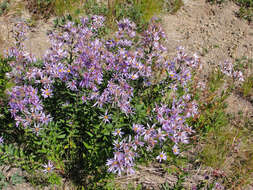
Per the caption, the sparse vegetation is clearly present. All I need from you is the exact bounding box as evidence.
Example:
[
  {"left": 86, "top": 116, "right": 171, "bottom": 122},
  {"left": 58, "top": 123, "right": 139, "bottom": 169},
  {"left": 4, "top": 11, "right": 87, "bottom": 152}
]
[
  {"left": 0, "top": 0, "right": 9, "bottom": 16},
  {"left": 207, "top": 0, "right": 253, "bottom": 22}
]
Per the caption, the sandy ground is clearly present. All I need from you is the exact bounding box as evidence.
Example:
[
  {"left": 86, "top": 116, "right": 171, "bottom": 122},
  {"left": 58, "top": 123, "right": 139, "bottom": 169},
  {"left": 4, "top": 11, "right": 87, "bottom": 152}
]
[{"left": 162, "top": 0, "right": 253, "bottom": 117}]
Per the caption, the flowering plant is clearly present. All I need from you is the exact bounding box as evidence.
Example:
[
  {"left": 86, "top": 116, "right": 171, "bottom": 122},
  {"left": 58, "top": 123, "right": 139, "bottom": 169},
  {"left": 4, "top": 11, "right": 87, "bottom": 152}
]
[{"left": 3, "top": 16, "right": 200, "bottom": 184}]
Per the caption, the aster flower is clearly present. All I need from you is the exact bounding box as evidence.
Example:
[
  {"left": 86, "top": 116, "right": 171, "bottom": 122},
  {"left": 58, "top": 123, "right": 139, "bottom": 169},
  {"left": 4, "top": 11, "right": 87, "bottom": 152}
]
[
  {"left": 33, "top": 123, "right": 42, "bottom": 136},
  {"left": 132, "top": 124, "right": 144, "bottom": 134},
  {"left": 113, "top": 140, "right": 123, "bottom": 150},
  {"left": 99, "top": 110, "right": 111, "bottom": 123},
  {"left": 172, "top": 144, "right": 180, "bottom": 155},
  {"left": 106, "top": 159, "right": 123, "bottom": 176},
  {"left": 142, "top": 123, "right": 156, "bottom": 141},
  {"left": 0, "top": 136, "right": 4, "bottom": 145},
  {"left": 41, "top": 88, "right": 53, "bottom": 98},
  {"left": 67, "top": 80, "right": 78, "bottom": 91},
  {"left": 113, "top": 128, "right": 124, "bottom": 137},
  {"left": 155, "top": 128, "right": 166, "bottom": 142},
  {"left": 132, "top": 135, "right": 144, "bottom": 151},
  {"left": 129, "top": 73, "right": 139, "bottom": 80},
  {"left": 42, "top": 161, "right": 54, "bottom": 173},
  {"left": 81, "top": 95, "right": 87, "bottom": 103},
  {"left": 156, "top": 151, "right": 167, "bottom": 162}
]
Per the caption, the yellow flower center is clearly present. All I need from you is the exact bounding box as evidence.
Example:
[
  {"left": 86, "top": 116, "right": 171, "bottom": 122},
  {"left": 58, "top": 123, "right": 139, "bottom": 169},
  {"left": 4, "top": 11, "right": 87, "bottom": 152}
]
[
  {"left": 112, "top": 161, "right": 118, "bottom": 166},
  {"left": 131, "top": 75, "right": 137, "bottom": 79}
]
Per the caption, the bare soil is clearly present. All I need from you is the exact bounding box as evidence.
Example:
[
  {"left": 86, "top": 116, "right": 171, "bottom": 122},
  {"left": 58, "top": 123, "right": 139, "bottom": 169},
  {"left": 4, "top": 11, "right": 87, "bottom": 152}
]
[{"left": 162, "top": 0, "right": 253, "bottom": 116}]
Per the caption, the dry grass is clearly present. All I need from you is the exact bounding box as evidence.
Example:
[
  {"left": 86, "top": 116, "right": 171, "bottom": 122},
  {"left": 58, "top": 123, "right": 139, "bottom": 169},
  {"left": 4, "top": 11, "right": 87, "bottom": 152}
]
[{"left": 199, "top": 115, "right": 253, "bottom": 189}]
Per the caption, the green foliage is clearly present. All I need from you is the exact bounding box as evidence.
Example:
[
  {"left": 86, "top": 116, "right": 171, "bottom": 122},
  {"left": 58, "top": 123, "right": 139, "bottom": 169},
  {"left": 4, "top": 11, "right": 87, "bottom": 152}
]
[
  {"left": 236, "top": 0, "right": 253, "bottom": 21},
  {"left": 199, "top": 116, "right": 253, "bottom": 189},
  {"left": 82, "top": 0, "right": 183, "bottom": 32},
  {"left": 0, "top": 56, "right": 11, "bottom": 100},
  {"left": 0, "top": 170, "right": 24, "bottom": 189},
  {"left": 163, "top": 0, "right": 184, "bottom": 14},
  {"left": 83, "top": 0, "right": 164, "bottom": 32},
  {"left": 0, "top": 0, "right": 9, "bottom": 16},
  {"left": 27, "top": 0, "right": 184, "bottom": 31},
  {"left": 54, "top": 0, "right": 83, "bottom": 16},
  {"left": 233, "top": 57, "right": 253, "bottom": 101},
  {"left": 189, "top": 66, "right": 253, "bottom": 189},
  {"left": 207, "top": 70, "right": 225, "bottom": 92},
  {"left": 0, "top": 144, "right": 26, "bottom": 189},
  {"left": 240, "top": 74, "right": 253, "bottom": 98}
]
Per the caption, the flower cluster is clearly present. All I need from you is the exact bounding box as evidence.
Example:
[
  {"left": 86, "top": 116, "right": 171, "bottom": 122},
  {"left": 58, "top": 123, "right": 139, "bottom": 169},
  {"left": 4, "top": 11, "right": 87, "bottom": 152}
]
[
  {"left": 8, "top": 85, "right": 51, "bottom": 135},
  {"left": 219, "top": 60, "right": 244, "bottom": 82},
  {"left": 5, "top": 16, "right": 200, "bottom": 176}
]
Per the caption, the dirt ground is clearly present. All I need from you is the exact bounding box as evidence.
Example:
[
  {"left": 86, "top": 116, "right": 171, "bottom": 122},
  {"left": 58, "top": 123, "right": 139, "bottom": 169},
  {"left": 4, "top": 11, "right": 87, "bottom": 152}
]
[
  {"left": 162, "top": 0, "right": 253, "bottom": 116},
  {"left": 0, "top": 0, "right": 52, "bottom": 59},
  {"left": 0, "top": 0, "right": 252, "bottom": 189}
]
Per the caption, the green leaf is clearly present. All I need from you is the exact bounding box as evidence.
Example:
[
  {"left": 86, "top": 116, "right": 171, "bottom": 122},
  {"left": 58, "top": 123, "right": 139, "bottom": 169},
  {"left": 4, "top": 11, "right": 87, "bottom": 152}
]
[
  {"left": 83, "top": 142, "right": 92, "bottom": 150},
  {"left": 57, "top": 134, "right": 66, "bottom": 139}
]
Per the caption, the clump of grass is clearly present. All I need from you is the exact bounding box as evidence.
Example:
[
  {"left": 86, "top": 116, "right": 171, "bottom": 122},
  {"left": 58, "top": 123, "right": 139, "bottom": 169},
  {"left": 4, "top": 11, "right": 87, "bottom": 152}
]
[
  {"left": 233, "top": 57, "right": 253, "bottom": 101},
  {"left": 54, "top": 0, "right": 83, "bottom": 17},
  {"left": 0, "top": 0, "right": 9, "bottom": 16},
  {"left": 199, "top": 115, "right": 253, "bottom": 189},
  {"left": 26, "top": 0, "right": 83, "bottom": 19},
  {"left": 163, "top": 0, "right": 184, "bottom": 14},
  {"left": 240, "top": 74, "right": 253, "bottom": 98},
  {"left": 190, "top": 67, "right": 253, "bottom": 189},
  {"left": 29, "top": 0, "right": 184, "bottom": 30},
  {"left": 83, "top": 0, "right": 165, "bottom": 32},
  {"left": 26, "top": 0, "right": 55, "bottom": 19},
  {"left": 235, "top": 0, "right": 253, "bottom": 21}
]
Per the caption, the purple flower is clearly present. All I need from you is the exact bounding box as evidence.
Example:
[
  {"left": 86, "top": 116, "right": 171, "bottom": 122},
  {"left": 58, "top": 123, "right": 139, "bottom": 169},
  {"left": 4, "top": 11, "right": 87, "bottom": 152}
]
[
  {"left": 156, "top": 151, "right": 167, "bottom": 162},
  {"left": 99, "top": 110, "right": 111, "bottom": 123},
  {"left": 129, "top": 73, "right": 139, "bottom": 80},
  {"left": 42, "top": 161, "right": 54, "bottom": 173},
  {"left": 214, "top": 182, "right": 224, "bottom": 190},
  {"left": 132, "top": 124, "right": 144, "bottom": 134},
  {"left": 67, "top": 80, "right": 78, "bottom": 91},
  {"left": 106, "top": 159, "right": 123, "bottom": 176},
  {"left": 132, "top": 135, "right": 144, "bottom": 151},
  {"left": 142, "top": 123, "right": 155, "bottom": 141},
  {"left": 0, "top": 136, "right": 4, "bottom": 145},
  {"left": 106, "top": 39, "right": 116, "bottom": 48},
  {"left": 172, "top": 144, "right": 180, "bottom": 155},
  {"left": 81, "top": 95, "right": 87, "bottom": 103},
  {"left": 41, "top": 88, "right": 53, "bottom": 98},
  {"left": 155, "top": 128, "right": 166, "bottom": 142},
  {"left": 113, "top": 140, "right": 123, "bottom": 150},
  {"left": 113, "top": 128, "right": 124, "bottom": 137},
  {"left": 33, "top": 123, "right": 42, "bottom": 136}
]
